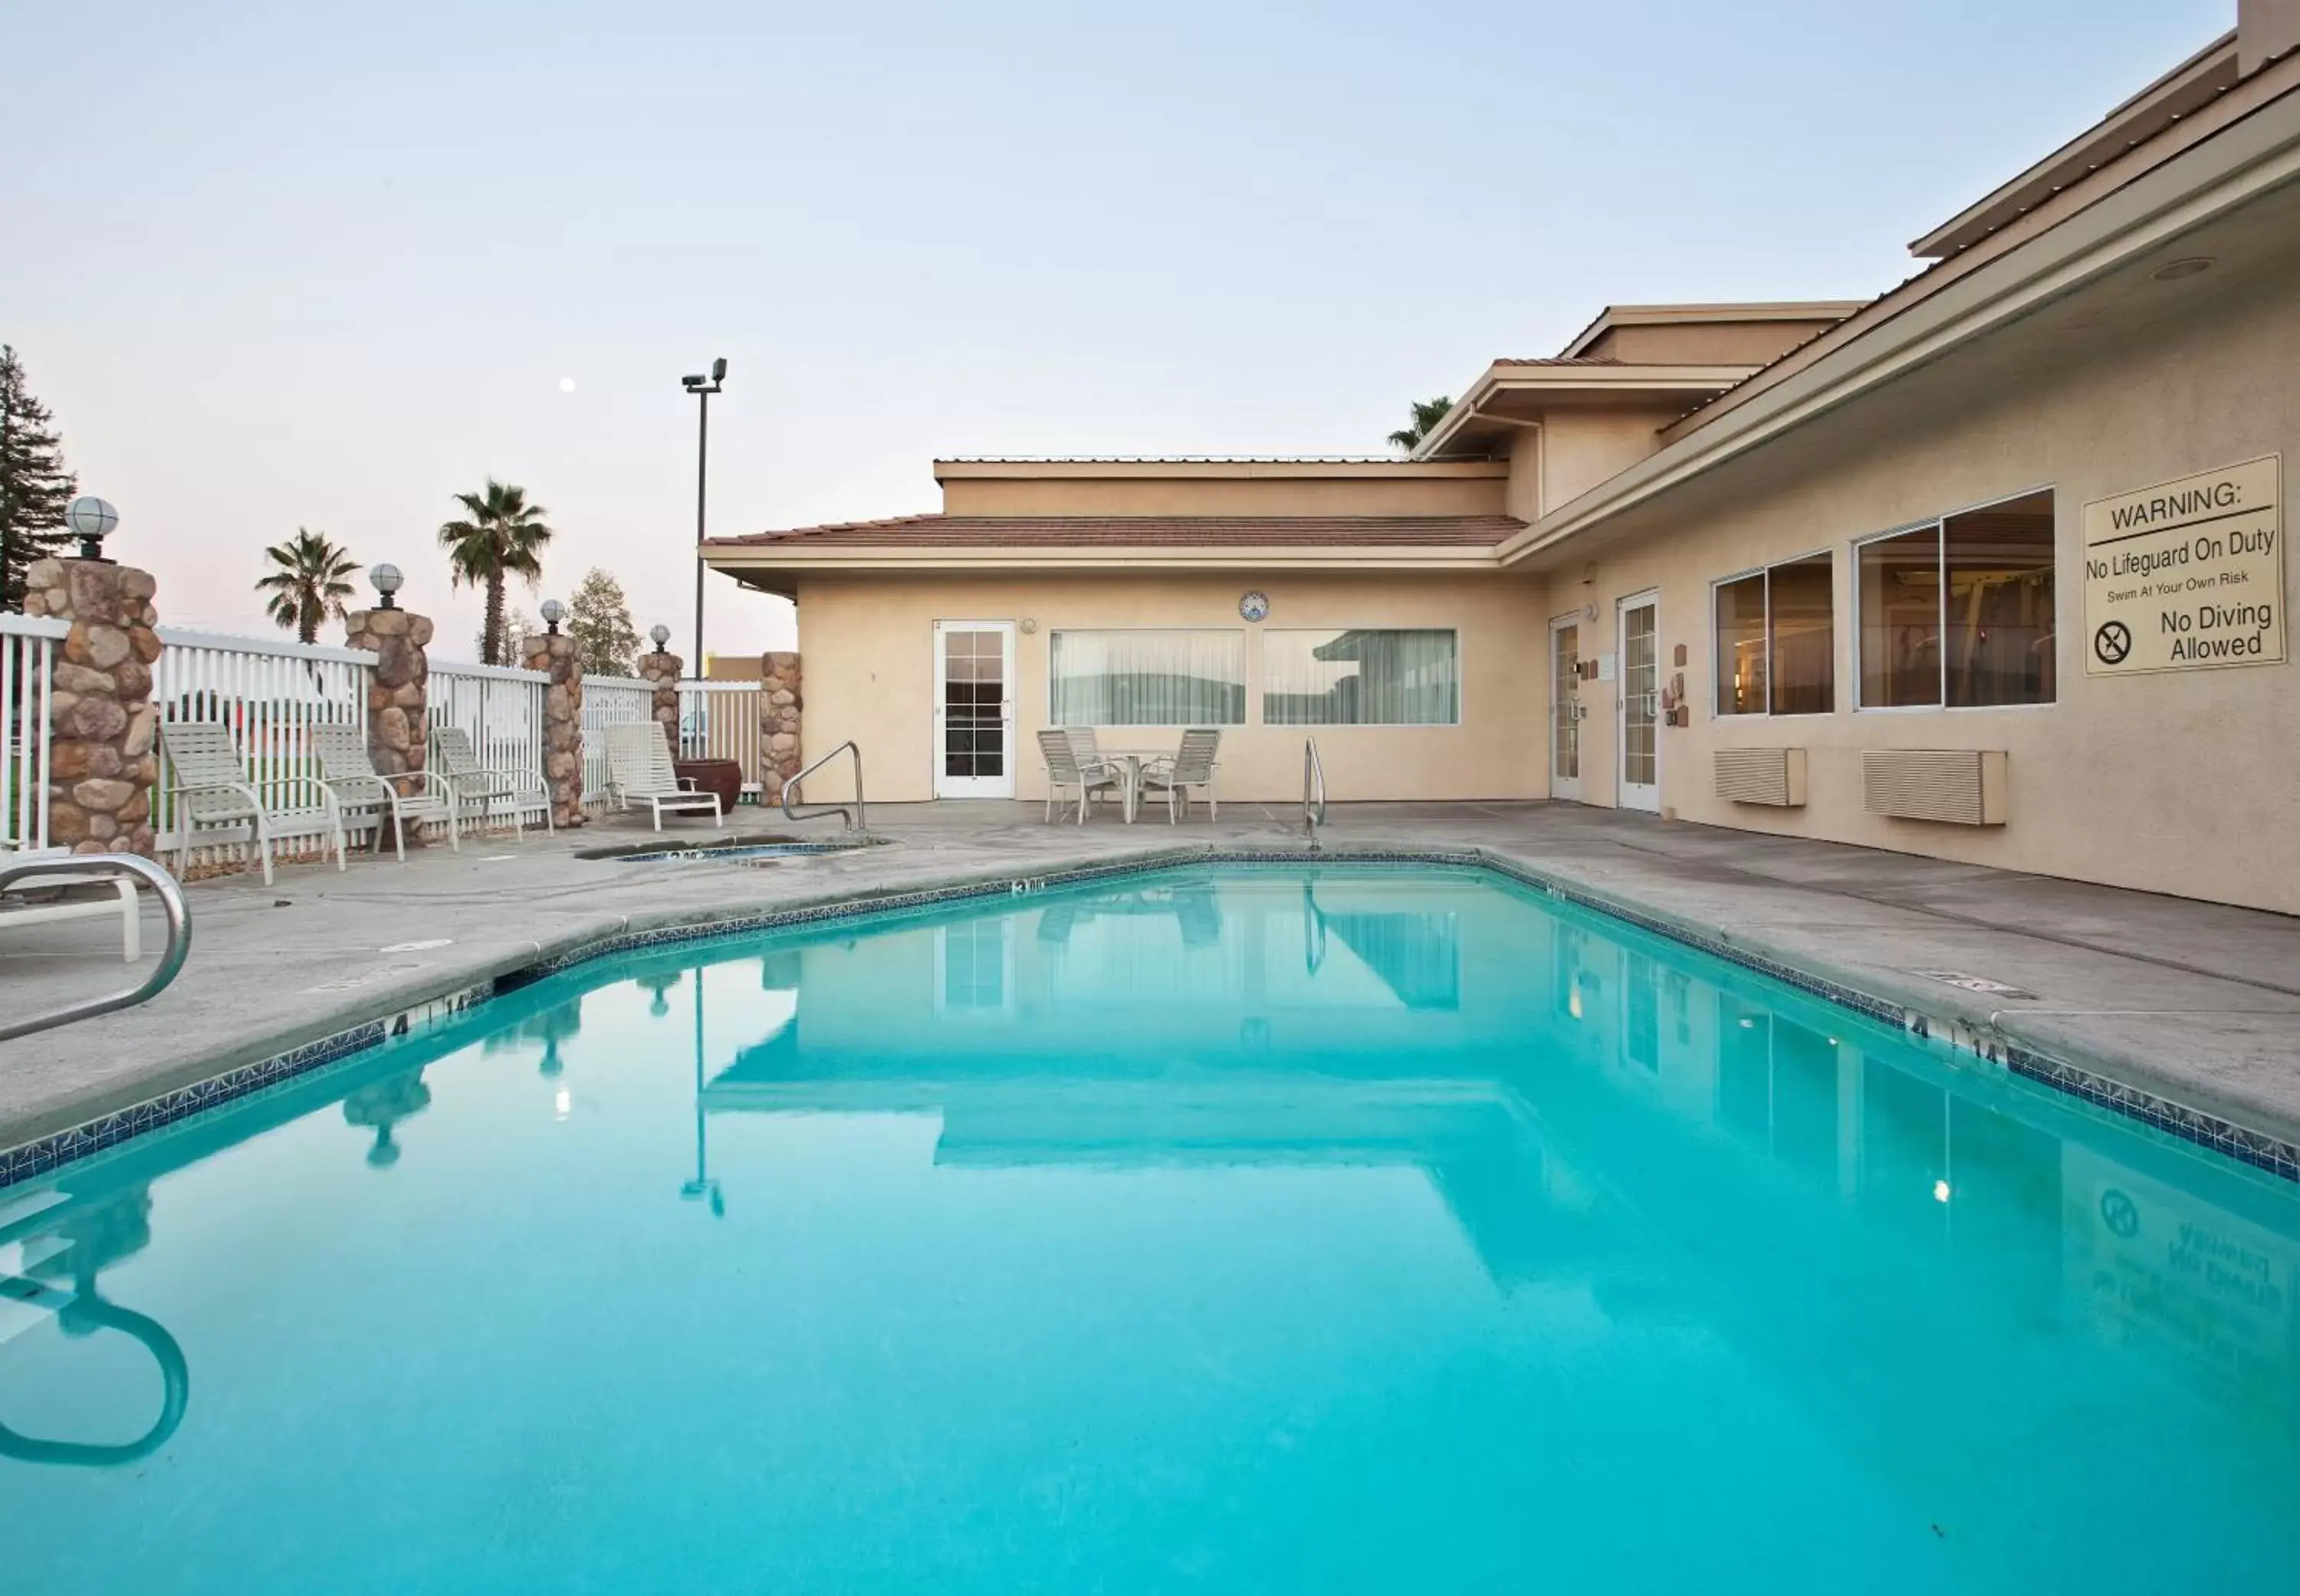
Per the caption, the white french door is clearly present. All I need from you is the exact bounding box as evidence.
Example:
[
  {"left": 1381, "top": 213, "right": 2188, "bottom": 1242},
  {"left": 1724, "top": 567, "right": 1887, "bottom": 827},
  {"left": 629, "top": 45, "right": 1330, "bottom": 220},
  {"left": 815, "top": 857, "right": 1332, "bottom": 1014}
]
[
  {"left": 1616, "top": 592, "right": 1660, "bottom": 813},
  {"left": 1549, "top": 615, "right": 1584, "bottom": 803},
  {"left": 932, "top": 621, "right": 1017, "bottom": 799}
]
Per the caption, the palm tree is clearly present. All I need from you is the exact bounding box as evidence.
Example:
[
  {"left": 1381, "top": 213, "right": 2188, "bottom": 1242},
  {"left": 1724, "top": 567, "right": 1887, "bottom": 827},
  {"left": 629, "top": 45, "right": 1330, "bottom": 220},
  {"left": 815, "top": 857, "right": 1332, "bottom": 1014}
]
[
  {"left": 438, "top": 478, "right": 553, "bottom": 665},
  {"left": 255, "top": 528, "right": 362, "bottom": 644},
  {"left": 1387, "top": 396, "right": 1454, "bottom": 454}
]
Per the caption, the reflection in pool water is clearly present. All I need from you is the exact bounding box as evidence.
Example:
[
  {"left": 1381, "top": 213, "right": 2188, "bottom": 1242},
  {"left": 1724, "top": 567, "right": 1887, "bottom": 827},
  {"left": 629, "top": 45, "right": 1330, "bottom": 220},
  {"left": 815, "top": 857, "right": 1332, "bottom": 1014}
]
[{"left": 1, "top": 866, "right": 2295, "bottom": 1594}]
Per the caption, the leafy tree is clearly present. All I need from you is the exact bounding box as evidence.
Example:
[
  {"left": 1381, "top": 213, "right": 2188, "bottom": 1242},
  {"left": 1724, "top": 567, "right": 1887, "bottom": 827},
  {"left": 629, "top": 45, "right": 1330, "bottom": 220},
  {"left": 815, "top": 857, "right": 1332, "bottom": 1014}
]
[
  {"left": 255, "top": 528, "right": 361, "bottom": 644},
  {"left": 567, "top": 567, "right": 642, "bottom": 678},
  {"left": 1386, "top": 396, "right": 1454, "bottom": 454},
  {"left": 0, "top": 346, "right": 77, "bottom": 610},
  {"left": 437, "top": 478, "right": 552, "bottom": 665},
  {"left": 482, "top": 608, "right": 537, "bottom": 663}
]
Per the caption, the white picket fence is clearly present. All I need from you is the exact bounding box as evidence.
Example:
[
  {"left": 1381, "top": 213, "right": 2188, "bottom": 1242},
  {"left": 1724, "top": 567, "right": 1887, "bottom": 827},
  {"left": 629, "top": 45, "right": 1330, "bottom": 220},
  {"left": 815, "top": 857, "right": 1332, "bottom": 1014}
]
[
  {"left": 678, "top": 680, "right": 764, "bottom": 797},
  {"left": 150, "top": 629, "right": 376, "bottom": 867},
  {"left": 1, "top": 614, "right": 71, "bottom": 856},
  {"left": 580, "top": 675, "right": 655, "bottom": 811},
  {"left": 0, "top": 618, "right": 755, "bottom": 869},
  {"left": 430, "top": 660, "right": 549, "bottom": 786}
]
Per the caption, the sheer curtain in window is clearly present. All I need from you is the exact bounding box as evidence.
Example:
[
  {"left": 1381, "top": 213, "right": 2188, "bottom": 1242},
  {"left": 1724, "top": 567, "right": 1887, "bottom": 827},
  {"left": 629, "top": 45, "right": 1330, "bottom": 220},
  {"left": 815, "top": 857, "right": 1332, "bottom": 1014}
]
[
  {"left": 1263, "top": 630, "right": 1459, "bottom": 725},
  {"left": 1049, "top": 631, "right": 1245, "bottom": 725}
]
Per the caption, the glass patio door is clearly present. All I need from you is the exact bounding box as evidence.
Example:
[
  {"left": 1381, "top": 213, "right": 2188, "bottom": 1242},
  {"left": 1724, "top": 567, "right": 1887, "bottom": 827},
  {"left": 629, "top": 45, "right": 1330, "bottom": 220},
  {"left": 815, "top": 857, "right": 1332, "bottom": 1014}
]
[
  {"left": 932, "top": 621, "right": 1017, "bottom": 799},
  {"left": 1549, "top": 616, "right": 1582, "bottom": 802},
  {"left": 1617, "top": 593, "right": 1660, "bottom": 812}
]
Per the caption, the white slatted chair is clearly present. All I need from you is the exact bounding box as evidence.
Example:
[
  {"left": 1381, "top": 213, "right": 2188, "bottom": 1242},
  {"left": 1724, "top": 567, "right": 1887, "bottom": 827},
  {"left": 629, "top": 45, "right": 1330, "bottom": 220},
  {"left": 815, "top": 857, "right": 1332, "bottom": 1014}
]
[
  {"left": 429, "top": 726, "right": 554, "bottom": 838},
  {"left": 311, "top": 724, "right": 459, "bottom": 862},
  {"left": 159, "top": 721, "right": 348, "bottom": 886},
  {"left": 0, "top": 849, "right": 141, "bottom": 961},
  {"left": 1038, "top": 727, "right": 1124, "bottom": 824},
  {"left": 603, "top": 724, "right": 723, "bottom": 831},
  {"left": 1137, "top": 728, "right": 1222, "bottom": 823}
]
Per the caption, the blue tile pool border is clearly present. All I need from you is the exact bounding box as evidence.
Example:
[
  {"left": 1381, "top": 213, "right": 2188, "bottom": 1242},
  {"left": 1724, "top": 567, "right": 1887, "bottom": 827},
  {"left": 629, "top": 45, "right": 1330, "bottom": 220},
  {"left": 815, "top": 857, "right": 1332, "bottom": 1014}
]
[{"left": 5, "top": 844, "right": 2295, "bottom": 1190}]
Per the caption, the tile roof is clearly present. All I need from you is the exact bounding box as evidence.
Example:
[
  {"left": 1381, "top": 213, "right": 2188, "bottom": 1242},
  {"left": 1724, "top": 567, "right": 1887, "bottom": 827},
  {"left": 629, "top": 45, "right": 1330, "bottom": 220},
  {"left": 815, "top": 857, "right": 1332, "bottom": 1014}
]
[{"left": 708, "top": 514, "right": 1528, "bottom": 550}]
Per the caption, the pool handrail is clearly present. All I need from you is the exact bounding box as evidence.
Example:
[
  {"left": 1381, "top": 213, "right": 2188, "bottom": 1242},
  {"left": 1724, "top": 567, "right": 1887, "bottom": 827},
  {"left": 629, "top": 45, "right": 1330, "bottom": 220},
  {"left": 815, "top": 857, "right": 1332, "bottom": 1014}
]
[
  {"left": 782, "top": 740, "right": 867, "bottom": 832},
  {"left": 1303, "top": 737, "right": 1328, "bottom": 842},
  {"left": 0, "top": 1273, "right": 189, "bottom": 1468},
  {"left": 0, "top": 852, "right": 192, "bottom": 1043}
]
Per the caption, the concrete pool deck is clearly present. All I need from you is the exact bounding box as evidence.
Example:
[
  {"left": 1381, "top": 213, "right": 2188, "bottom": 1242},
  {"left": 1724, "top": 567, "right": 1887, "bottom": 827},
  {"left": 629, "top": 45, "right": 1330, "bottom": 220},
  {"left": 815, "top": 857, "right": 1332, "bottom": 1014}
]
[{"left": 5, "top": 800, "right": 2299, "bottom": 1170}]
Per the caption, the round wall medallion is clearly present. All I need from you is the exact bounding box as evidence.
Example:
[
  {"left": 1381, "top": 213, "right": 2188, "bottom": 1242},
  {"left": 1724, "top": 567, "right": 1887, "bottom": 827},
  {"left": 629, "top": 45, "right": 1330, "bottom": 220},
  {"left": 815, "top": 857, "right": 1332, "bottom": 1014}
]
[{"left": 1238, "top": 590, "right": 1270, "bottom": 622}]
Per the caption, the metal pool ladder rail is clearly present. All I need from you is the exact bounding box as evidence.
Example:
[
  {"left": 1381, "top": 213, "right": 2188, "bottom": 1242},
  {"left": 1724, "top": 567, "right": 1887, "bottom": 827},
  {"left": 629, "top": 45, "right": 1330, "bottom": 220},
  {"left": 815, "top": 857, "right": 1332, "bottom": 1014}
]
[
  {"left": 782, "top": 740, "right": 868, "bottom": 832},
  {"left": 1303, "top": 737, "right": 1328, "bottom": 842},
  {"left": 0, "top": 853, "right": 193, "bottom": 1043}
]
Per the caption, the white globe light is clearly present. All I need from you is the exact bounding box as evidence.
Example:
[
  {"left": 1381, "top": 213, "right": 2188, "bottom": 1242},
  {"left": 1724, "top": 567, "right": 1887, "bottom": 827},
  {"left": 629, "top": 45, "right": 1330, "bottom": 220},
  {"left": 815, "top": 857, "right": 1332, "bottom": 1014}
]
[
  {"left": 370, "top": 562, "right": 404, "bottom": 595},
  {"left": 540, "top": 599, "right": 566, "bottom": 629},
  {"left": 649, "top": 623, "right": 672, "bottom": 649},
  {"left": 66, "top": 496, "right": 119, "bottom": 547}
]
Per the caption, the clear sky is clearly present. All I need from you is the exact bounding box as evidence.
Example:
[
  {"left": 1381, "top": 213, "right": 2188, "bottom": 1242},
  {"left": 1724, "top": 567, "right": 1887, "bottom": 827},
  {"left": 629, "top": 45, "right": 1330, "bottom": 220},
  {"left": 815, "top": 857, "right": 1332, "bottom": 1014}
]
[{"left": 5, "top": 0, "right": 2229, "bottom": 665}]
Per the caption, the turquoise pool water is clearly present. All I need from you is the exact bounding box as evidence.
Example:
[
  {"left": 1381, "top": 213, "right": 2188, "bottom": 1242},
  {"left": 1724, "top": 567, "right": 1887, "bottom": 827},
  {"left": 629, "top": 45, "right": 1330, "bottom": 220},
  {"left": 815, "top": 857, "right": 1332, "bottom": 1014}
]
[{"left": 3, "top": 865, "right": 2296, "bottom": 1593}]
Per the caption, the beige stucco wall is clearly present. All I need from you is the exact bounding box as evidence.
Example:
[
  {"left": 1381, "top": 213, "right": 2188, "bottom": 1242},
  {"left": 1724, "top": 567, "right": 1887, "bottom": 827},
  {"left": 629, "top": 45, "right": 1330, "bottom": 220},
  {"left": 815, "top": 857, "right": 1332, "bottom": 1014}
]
[
  {"left": 1534, "top": 409, "right": 1684, "bottom": 515},
  {"left": 1578, "top": 319, "right": 1838, "bottom": 366},
  {"left": 1542, "top": 251, "right": 2300, "bottom": 915},
  {"left": 940, "top": 466, "right": 1508, "bottom": 518},
  {"left": 793, "top": 572, "right": 1549, "bottom": 805}
]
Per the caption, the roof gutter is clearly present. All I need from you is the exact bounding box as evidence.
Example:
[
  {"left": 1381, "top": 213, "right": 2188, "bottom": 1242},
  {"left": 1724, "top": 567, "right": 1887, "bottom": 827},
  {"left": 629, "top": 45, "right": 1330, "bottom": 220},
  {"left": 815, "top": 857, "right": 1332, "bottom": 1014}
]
[{"left": 1497, "top": 79, "right": 2300, "bottom": 569}]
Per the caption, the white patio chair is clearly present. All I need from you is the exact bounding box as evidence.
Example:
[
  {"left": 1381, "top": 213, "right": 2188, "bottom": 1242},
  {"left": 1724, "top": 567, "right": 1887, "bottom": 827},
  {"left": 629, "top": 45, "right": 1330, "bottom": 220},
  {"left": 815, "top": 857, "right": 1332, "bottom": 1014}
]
[
  {"left": 603, "top": 723, "right": 724, "bottom": 831},
  {"left": 1137, "top": 728, "right": 1222, "bottom": 823},
  {"left": 159, "top": 721, "right": 348, "bottom": 887},
  {"left": 1038, "top": 727, "right": 1124, "bottom": 824},
  {"left": 311, "top": 724, "right": 459, "bottom": 862},
  {"left": 0, "top": 848, "right": 141, "bottom": 961},
  {"left": 429, "top": 726, "right": 554, "bottom": 839}
]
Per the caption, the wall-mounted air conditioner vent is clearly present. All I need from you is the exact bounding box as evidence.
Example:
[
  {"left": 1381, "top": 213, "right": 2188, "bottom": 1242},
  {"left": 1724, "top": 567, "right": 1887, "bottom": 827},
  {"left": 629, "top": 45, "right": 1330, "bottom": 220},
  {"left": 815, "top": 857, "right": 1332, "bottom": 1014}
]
[
  {"left": 1862, "top": 749, "right": 2008, "bottom": 826},
  {"left": 1714, "top": 747, "right": 1806, "bottom": 807}
]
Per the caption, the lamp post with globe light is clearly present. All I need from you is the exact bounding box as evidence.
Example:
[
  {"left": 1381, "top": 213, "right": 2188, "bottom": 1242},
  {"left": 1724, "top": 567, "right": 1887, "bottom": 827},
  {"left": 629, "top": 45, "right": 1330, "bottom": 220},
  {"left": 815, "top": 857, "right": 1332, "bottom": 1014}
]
[
  {"left": 540, "top": 598, "right": 565, "bottom": 635},
  {"left": 681, "top": 358, "right": 727, "bottom": 675},
  {"left": 370, "top": 563, "right": 404, "bottom": 610},
  {"left": 65, "top": 496, "right": 119, "bottom": 562}
]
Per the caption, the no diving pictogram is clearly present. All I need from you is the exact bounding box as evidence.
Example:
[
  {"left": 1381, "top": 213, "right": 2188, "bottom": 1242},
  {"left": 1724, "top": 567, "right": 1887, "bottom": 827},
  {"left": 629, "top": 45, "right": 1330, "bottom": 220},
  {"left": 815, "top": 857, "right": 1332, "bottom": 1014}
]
[{"left": 2094, "top": 620, "right": 2133, "bottom": 665}]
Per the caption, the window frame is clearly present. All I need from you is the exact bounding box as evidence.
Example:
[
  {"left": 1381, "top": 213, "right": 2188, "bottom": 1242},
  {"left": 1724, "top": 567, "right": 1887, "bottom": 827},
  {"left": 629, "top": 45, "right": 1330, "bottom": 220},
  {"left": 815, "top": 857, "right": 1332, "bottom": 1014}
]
[
  {"left": 1044, "top": 626, "right": 1247, "bottom": 727},
  {"left": 1707, "top": 545, "right": 1835, "bottom": 719},
  {"left": 1852, "top": 484, "right": 2059, "bottom": 714},
  {"left": 1258, "top": 626, "right": 1464, "bottom": 729}
]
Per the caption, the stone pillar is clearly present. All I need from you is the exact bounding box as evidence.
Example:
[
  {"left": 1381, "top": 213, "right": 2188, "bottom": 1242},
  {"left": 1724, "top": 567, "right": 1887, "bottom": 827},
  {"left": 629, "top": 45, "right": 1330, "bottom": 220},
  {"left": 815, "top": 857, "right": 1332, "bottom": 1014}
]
[
  {"left": 21, "top": 557, "right": 161, "bottom": 857},
  {"left": 344, "top": 606, "right": 433, "bottom": 793},
  {"left": 760, "top": 651, "right": 802, "bottom": 806},
  {"left": 521, "top": 632, "right": 586, "bottom": 827},
  {"left": 637, "top": 649, "right": 682, "bottom": 755}
]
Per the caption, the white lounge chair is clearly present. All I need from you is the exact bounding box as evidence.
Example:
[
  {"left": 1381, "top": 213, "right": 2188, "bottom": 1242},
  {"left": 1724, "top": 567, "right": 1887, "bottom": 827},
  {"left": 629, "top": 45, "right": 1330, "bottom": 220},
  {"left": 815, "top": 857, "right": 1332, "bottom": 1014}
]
[
  {"left": 1136, "top": 728, "right": 1222, "bottom": 823},
  {"left": 603, "top": 723, "right": 723, "bottom": 831},
  {"left": 429, "top": 726, "right": 554, "bottom": 838},
  {"left": 1038, "top": 727, "right": 1125, "bottom": 824},
  {"left": 311, "top": 724, "right": 459, "bottom": 862},
  {"left": 0, "top": 849, "right": 141, "bottom": 961},
  {"left": 159, "top": 721, "right": 349, "bottom": 886}
]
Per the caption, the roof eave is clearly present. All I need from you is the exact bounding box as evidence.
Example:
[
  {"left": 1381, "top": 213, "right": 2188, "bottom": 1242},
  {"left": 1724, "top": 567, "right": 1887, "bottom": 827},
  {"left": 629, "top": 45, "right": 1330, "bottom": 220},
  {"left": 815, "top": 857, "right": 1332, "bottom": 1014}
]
[
  {"left": 703, "top": 545, "right": 1513, "bottom": 575},
  {"left": 1908, "top": 30, "right": 2240, "bottom": 258},
  {"left": 1499, "top": 77, "right": 2300, "bottom": 570}
]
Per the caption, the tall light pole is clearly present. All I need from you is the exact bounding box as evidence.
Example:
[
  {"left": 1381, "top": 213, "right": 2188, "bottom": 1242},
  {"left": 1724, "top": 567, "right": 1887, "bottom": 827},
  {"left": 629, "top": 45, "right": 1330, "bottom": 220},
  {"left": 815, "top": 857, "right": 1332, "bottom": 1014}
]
[{"left": 681, "top": 357, "right": 727, "bottom": 675}]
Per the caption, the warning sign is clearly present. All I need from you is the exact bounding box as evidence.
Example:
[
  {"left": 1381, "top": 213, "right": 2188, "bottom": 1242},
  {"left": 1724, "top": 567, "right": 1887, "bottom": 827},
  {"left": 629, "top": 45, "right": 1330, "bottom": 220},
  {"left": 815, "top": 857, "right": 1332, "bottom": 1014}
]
[{"left": 2084, "top": 455, "right": 2284, "bottom": 675}]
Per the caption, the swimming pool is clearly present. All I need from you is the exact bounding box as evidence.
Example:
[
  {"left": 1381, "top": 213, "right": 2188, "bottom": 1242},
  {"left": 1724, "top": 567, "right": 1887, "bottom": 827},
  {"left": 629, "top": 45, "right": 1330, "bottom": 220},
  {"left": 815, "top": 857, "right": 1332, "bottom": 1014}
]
[{"left": 3, "top": 865, "right": 2295, "bottom": 1593}]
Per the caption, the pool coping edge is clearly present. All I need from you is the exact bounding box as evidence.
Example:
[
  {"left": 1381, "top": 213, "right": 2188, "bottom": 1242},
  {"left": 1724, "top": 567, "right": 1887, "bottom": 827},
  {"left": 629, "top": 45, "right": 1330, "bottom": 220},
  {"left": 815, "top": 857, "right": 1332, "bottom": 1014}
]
[{"left": 3, "top": 842, "right": 2294, "bottom": 1190}]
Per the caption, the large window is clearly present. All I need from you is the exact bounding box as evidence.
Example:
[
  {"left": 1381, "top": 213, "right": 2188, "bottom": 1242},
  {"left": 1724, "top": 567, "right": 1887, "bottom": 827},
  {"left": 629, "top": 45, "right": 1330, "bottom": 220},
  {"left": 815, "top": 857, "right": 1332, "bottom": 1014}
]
[
  {"left": 1049, "top": 630, "right": 1244, "bottom": 725},
  {"left": 1858, "top": 490, "right": 2055, "bottom": 708},
  {"left": 1713, "top": 553, "right": 1834, "bottom": 716},
  {"left": 1262, "top": 629, "right": 1460, "bottom": 725}
]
